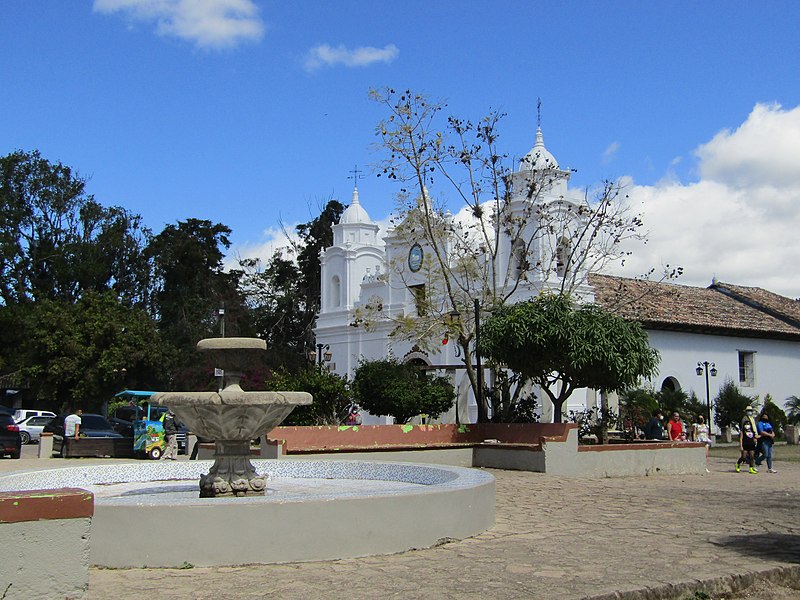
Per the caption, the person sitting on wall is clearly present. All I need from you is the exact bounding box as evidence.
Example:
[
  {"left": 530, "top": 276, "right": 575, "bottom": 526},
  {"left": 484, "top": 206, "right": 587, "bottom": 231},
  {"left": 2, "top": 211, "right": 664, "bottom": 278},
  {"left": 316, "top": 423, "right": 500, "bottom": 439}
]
[
  {"left": 692, "top": 415, "right": 712, "bottom": 471},
  {"left": 667, "top": 412, "right": 685, "bottom": 441},
  {"left": 345, "top": 407, "right": 361, "bottom": 426},
  {"left": 644, "top": 410, "right": 665, "bottom": 440}
]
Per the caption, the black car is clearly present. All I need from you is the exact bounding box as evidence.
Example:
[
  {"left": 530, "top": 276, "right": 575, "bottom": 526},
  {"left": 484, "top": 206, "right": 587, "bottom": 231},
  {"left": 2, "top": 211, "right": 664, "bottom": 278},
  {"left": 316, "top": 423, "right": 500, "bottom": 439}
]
[
  {"left": 0, "top": 414, "right": 22, "bottom": 459},
  {"left": 44, "top": 413, "right": 124, "bottom": 457}
]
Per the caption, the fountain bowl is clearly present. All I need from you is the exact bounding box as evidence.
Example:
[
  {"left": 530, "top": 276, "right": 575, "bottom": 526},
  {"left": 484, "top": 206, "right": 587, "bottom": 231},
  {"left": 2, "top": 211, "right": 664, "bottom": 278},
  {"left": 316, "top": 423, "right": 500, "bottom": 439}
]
[
  {"left": 0, "top": 460, "right": 495, "bottom": 567},
  {"left": 196, "top": 336, "right": 268, "bottom": 372},
  {"left": 150, "top": 390, "right": 311, "bottom": 441}
]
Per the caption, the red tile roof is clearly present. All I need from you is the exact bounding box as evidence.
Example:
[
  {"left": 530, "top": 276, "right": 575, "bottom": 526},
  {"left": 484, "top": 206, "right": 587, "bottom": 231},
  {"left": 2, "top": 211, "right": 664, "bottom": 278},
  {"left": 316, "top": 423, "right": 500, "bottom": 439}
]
[
  {"left": 590, "top": 274, "right": 800, "bottom": 340},
  {"left": 711, "top": 282, "right": 800, "bottom": 328}
]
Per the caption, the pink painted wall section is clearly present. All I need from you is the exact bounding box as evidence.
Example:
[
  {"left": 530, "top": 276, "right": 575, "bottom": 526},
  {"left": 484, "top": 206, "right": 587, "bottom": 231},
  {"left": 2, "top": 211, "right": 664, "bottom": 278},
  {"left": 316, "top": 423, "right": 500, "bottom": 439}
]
[
  {"left": 268, "top": 423, "right": 575, "bottom": 453},
  {"left": 0, "top": 488, "right": 94, "bottom": 524}
]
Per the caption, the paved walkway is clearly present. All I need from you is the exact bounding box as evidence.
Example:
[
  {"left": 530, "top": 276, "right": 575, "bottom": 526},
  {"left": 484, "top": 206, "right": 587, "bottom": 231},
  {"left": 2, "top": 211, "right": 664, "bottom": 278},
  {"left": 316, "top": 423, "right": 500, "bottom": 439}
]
[{"left": 3, "top": 450, "right": 800, "bottom": 599}]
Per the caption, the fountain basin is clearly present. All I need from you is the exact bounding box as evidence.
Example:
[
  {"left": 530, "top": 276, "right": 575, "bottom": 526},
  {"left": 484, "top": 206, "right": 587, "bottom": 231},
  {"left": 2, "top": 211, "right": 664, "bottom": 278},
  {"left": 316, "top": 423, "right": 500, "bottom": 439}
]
[
  {"left": 0, "top": 460, "right": 495, "bottom": 567},
  {"left": 150, "top": 390, "right": 312, "bottom": 440}
]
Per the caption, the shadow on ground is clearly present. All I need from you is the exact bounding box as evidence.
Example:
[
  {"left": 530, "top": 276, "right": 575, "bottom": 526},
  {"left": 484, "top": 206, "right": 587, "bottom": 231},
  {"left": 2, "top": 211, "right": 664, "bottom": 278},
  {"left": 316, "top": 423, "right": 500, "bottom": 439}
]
[{"left": 710, "top": 533, "right": 800, "bottom": 563}]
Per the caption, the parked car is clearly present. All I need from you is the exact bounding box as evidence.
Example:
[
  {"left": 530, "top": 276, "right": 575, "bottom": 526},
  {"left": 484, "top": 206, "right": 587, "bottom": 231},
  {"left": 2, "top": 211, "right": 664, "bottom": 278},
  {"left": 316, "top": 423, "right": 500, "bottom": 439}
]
[
  {"left": 17, "top": 415, "right": 55, "bottom": 444},
  {"left": 13, "top": 409, "right": 56, "bottom": 423},
  {"left": 0, "top": 414, "right": 22, "bottom": 459},
  {"left": 43, "top": 413, "right": 124, "bottom": 457}
]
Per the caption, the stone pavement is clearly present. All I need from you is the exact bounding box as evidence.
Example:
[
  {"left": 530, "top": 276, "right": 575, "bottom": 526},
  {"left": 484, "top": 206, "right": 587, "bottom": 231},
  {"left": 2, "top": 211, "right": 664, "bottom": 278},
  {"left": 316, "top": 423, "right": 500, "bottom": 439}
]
[{"left": 4, "top": 449, "right": 800, "bottom": 599}]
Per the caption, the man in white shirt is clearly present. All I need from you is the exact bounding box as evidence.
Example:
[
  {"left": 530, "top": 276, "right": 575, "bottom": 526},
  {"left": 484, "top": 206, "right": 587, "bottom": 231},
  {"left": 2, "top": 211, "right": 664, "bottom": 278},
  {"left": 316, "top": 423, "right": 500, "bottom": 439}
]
[{"left": 64, "top": 409, "right": 83, "bottom": 439}]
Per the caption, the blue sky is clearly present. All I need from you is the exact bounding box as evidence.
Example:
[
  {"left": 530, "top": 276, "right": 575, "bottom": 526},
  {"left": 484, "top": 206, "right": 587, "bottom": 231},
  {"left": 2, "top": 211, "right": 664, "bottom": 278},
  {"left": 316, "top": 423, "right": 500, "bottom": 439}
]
[{"left": 3, "top": 1, "right": 800, "bottom": 296}]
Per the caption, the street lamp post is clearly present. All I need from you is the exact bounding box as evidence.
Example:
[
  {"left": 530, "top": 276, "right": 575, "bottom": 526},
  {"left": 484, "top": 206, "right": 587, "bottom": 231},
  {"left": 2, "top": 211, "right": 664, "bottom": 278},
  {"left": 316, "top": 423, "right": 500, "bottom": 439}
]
[
  {"left": 696, "top": 361, "right": 718, "bottom": 430},
  {"left": 474, "top": 299, "right": 484, "bottom": 418},
  {"left": 310, "top": 344, "right": 332, "bottom": 366}
]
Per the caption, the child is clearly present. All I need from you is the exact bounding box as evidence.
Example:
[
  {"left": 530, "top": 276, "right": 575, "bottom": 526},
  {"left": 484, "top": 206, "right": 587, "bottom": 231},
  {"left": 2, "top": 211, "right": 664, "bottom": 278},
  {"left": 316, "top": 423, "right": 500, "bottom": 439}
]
[{"left": 735, "top": 408, "right": 759, "bottom": 474}]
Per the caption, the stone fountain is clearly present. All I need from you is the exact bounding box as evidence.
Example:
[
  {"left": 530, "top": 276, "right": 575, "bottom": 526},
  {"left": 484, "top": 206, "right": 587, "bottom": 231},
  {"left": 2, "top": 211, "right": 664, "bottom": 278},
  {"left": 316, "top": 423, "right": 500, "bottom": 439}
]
[
  {"left": 0, "top": 337, "right": 496, "bottom": 568},
  {"left": 151, "top": 337, "right": 311, "bottom": 497}
]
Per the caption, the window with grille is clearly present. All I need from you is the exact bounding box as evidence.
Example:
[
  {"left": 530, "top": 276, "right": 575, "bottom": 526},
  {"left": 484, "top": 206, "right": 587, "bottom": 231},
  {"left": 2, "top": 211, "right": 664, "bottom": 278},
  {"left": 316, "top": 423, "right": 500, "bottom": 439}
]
[{"left": 738, "top": 351, "right": 755, "bottom": 387}]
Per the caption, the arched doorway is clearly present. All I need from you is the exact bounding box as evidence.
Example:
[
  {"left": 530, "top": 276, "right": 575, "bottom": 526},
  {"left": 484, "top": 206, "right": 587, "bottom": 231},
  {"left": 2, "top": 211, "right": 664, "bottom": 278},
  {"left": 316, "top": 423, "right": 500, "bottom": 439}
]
[{"left": 661, "top": 376, "right": 680, "bottom": 393}]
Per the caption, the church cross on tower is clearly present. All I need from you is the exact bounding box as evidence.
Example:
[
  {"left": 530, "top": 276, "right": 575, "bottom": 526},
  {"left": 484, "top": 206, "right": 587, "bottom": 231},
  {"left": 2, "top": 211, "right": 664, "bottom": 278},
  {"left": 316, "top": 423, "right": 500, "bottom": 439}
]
[
  {"left": 537, "top": 97, "right": 542, "bottom": 129},
  {"left": 348, "top": 165, "right": 364, "bottom": 190}
]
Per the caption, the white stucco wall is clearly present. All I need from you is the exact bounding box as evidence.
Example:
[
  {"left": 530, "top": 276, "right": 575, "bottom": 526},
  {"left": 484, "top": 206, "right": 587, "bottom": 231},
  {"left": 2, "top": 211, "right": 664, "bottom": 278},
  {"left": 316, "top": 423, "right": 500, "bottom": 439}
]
[{"left": 646, "top": 329, "right": 799, "bottom": 413}]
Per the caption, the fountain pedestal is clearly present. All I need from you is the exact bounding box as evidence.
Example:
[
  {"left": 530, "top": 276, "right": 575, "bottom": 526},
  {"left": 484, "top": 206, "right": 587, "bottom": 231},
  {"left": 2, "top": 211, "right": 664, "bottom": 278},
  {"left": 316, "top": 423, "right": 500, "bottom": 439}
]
[
  {"left": 200, "top": 440, "right": 265, "bottom": 497},
  {"left": 151, "top": 337, "right": 312, "bottom": 497}
]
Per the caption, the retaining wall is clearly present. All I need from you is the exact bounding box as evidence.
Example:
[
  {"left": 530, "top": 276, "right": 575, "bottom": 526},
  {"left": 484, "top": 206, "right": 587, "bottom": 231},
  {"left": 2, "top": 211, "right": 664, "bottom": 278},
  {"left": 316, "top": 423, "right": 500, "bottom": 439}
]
[
  {"left": 267, "top": 423, "right": 707, "bottom": 477},
  {"left": 0, "top": 488, "right": 93, "bottom": 600}
]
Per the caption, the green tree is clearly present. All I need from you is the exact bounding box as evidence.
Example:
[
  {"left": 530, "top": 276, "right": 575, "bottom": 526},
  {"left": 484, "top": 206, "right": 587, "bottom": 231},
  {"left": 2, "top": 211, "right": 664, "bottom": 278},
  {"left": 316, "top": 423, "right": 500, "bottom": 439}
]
[
  {"left": 240, "top": 252, "right": 306, "bottom": 369},
  {"left": 353, "top": 358, "right": 454, "bottom": 424},
  {"left": 785, "top": 395, "right": 800, "bottom": 425},
  {"left": 239, "top": 200, "right": 344, "bottom": 371},
  {"left": 0, "top": 150, "right": 151, "bottom": 306},
  {"left": 294, "top": 200, "right": 345, "bottom": 330},
  {"left": 619, "top": 387, "right": 658, "bottom": 432},
  {"left": 267, "top": 366, "right": 352, "bottom": 426},
  {"left": 759, "top": 394, "right": 787, "bottom": 432},
  {"left": 680, "top": 391, "right": 707, "bottom": 425},
  {"left": 486, "top": 370, "right": 539, "bottom": 423},
  {"left": 479, "top": 293, "right": 660, "bottom": 423},
  {"left": 6, "top": 291, "right": 171, "bottom": 412},
  {"left": 147, "top": 218, "right": 253, "bottom": 352},
  {"left": 713, "top": 378, "right": 753, "bottom": 432}
]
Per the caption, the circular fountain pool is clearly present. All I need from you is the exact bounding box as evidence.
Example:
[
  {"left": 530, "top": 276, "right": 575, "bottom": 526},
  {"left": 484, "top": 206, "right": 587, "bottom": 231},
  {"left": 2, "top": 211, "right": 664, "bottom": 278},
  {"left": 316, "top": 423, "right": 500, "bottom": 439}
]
[{"left": 0, "top": 460, "right": 495, "bottom": 567}]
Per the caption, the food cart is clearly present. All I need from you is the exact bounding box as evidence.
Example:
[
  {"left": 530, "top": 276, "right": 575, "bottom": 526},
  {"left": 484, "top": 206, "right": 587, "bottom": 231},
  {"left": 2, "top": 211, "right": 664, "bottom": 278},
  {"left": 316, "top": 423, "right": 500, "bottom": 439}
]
[{"left": 114, "top": 390, "right": 166, "bottom": 460}]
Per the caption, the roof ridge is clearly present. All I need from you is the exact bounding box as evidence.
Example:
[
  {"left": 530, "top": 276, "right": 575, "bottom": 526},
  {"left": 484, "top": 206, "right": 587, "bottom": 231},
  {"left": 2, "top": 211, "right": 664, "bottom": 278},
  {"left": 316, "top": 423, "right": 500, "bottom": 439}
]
[{"left": 710, "top": 283, "right": 800, "bottom": 330}]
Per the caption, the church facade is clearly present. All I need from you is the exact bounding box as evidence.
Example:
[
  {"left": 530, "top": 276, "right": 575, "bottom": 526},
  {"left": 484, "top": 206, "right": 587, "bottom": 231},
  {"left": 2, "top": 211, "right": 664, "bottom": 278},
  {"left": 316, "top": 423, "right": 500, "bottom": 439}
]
[{"left": 314, "top": 127, "right": 800, "bottom": 425}]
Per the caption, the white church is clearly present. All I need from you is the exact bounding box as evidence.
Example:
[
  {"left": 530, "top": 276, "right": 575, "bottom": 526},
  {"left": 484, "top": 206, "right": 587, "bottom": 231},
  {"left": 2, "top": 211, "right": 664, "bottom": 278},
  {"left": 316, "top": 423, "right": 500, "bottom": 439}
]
[{"left": 314, "top": 125, "right": 800, "bottom": 425}]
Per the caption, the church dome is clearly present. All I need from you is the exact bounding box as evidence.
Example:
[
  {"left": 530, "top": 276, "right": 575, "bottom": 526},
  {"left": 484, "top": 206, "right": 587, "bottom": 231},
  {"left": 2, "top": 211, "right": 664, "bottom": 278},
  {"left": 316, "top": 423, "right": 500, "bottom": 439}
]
[
  {"left": 519, "top": 127, "right": 559, "bottom": 172},
  {"left": 339, "top": 188, "right": 372, "bottom": 224}
]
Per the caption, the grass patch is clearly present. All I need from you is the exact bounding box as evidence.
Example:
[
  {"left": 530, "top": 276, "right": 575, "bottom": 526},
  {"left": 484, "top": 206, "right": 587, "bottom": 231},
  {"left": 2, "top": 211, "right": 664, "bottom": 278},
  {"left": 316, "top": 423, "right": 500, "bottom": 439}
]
[{"left": 709, "top": 442, "right": 800, "bottom": 462}]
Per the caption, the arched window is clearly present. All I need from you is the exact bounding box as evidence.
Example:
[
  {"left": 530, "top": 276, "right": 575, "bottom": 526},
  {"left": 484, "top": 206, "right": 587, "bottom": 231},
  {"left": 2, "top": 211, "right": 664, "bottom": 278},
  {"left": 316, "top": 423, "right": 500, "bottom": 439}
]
[
  {"left": 331, "top": 276, "right": 341, "bottom": 308},
  {"left": 556, "top": 236, "right": 571, "bottom": 278}
]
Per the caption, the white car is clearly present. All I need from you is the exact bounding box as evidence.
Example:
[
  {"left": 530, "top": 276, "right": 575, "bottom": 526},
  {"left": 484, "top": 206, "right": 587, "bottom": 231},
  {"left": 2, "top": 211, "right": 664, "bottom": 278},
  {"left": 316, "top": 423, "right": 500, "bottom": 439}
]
[
  {"left": 17, "top": 415, "right": 55, "bottom": 444},
  {"left": 13, "top": 409, "right": 56, "bottom": 423}
]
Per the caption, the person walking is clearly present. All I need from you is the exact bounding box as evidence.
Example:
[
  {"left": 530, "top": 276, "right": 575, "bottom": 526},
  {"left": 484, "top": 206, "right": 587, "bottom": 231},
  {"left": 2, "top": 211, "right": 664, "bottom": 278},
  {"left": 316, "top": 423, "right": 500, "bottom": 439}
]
[
  {"left": 160, "top": 410, "right": 179, "bottom": 461},
  {"left": 755, "top": 412, "right": 777, "bottom": 473},
  {"left": 736, "top": 407, "right": 759, "bottom": 474}
]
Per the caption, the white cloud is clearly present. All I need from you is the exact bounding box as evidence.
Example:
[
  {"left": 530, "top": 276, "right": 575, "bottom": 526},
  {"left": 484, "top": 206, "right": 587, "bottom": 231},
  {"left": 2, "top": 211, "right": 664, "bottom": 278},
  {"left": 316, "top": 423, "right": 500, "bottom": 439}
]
[
  {"left": 601, "top": 141, "right": 620, "bottom": 164},
  {"left": 304, "top": 44, "right": 399, "bottom": 72},
  {"left": 696, "top": 102, "right": 800, "bottom": 189},
  {"left": 225, "top": 225, "right": 299, "bottom": 272},
  {"left": 93, "top": 0, "right": 264, "bottom": 49},
  {"left": 609, "top": 103, "right": 800, "bottom": 299}
]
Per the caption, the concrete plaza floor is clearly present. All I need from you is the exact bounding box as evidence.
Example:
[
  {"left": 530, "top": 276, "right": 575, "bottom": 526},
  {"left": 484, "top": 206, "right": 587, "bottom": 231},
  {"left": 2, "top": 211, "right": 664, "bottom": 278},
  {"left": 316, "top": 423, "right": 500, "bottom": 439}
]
[{"left": 3, "top": 447, "right": 800, "bottom": 599}]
